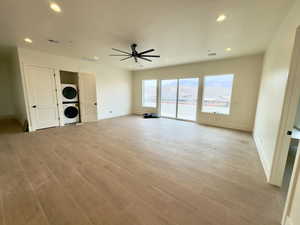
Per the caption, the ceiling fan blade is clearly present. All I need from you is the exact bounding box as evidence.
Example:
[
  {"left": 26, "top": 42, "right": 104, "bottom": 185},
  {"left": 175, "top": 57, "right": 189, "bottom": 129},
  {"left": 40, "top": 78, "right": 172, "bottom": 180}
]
[
  {"left": 138, "top": 49, "right": 155, "bottom": 55},
  {"left": 120, "top": 56, "right": 133, "bottom": 61},
  {"left": 139, "top": 57, "right": 152, "bottom": 62},
  {"left": 110, "top": 54, "right": 131, "bottom": 56},
  {"left": 140, "top": 55, "right": 160, "bottom": 58},
  {"left": 112, "top": 48, "right": 131, "bottom": 55}
]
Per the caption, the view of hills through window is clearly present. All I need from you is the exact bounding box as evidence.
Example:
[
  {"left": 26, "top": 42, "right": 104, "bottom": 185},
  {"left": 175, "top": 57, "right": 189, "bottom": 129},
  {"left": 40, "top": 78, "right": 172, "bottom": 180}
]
[
  {"left": 161, "top": 78, "right": 199, "bottom": 120},
  {"left": 142, "top": 80, "right": 157, "bottom": 107},
  {"left": 160, "top": 79, "right": 178, "bottom": 118},
  {"left": 142, "top": 75, "right": 233, "bottom": 118},
  {"left": 202, "top": 74, "right": 234, "bottom": 114},
  {"left": 178, "top": 78, "right": 199, "bottom": 120}
]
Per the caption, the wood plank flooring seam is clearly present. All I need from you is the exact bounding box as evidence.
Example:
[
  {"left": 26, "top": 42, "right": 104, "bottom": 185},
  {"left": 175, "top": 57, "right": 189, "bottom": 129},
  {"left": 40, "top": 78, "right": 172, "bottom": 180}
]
[
  {"left": 42, "top": 134, "right": 184, "bottom": 225},
  {"left": 12, "top": 144, "right": 52, "bottom": 225},
  {"left": 26, "top": 148, "right": 96, "bottom": 225},
  {"left": 0, "top": 192, "right": 6, "bottom": 225},
  {"left": 43, "top": 137, "right": 180, "bottom": 225},
  {"left": 0, "top": 117, "right": 283, "bottom": 225}
]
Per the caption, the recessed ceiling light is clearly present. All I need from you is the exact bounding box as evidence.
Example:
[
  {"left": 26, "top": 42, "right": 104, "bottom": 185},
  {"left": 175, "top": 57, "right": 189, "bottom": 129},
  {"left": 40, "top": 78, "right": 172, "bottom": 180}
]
[
  {"left": 50, "top": 2, "right": 61, "bottom": 13},
  {"left": 225, "top": 48, "right": 232, "bottom": 52},
  {"left": 217, "top": 14, "right": 226, "bottom": 22},
  {"left": 24, "top": 38, "right": 33, "bottom": 44},
  {"left": 93, "top": 56, "right": 99, "bottom": 60}
]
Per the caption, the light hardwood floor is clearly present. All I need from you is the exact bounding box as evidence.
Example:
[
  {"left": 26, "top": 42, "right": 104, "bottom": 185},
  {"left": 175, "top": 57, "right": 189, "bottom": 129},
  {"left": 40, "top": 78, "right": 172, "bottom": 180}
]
[{"left": 0, "top": 116, "right": 283, "bottom": 225}]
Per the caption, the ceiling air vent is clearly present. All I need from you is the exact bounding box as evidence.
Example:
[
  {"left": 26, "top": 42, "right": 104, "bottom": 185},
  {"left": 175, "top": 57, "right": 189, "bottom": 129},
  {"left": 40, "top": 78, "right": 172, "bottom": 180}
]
[
  {"left": 208, "top": 52, "right": 217, "bottom": 56},
  {"left": 48, "top": 39, "right": 60, "bottom": 44},
  {"left": 81, "top": 57, "right": 99, "bottom": 62}
]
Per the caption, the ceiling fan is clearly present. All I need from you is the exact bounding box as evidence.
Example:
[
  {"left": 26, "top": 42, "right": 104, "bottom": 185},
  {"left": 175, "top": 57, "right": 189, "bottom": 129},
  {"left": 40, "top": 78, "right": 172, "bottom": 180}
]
[{"left": 110, "top": 44, "right": 160, "bottom": 63}]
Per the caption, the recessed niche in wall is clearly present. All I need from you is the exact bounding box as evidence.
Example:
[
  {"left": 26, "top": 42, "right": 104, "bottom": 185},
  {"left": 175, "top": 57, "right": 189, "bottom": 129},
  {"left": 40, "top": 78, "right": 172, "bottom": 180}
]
[{"left": 60, "top": 71, "right": 78, "bottom": 85}]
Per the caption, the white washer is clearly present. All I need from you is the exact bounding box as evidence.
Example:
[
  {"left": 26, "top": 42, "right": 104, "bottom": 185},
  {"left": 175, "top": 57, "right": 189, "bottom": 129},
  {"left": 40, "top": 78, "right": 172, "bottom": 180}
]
[
  {"left": 63, "top": 103, "right": 80, "bottom": 124},
  {"left": 61, "top": 84, "right": 79, "bottom": 103}
]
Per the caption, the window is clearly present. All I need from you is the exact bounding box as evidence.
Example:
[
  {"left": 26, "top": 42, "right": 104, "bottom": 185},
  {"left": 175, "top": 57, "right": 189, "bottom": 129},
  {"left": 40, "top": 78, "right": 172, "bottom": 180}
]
[
  {"left": 142, "top": 80, "right": 157, "bottom": 107},
  {"left": 202, "top": 74, "right": 234, "bottom": 115}
]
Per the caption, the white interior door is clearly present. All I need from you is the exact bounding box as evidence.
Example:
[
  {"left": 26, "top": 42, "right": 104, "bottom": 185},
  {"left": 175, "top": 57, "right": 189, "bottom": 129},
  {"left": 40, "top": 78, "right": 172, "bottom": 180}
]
[
  {"left": 79, "top": 73, "right": 98, "bottom": 122},
  {"left": 25, "top": 66, "right": 60, "bottom": 130}
]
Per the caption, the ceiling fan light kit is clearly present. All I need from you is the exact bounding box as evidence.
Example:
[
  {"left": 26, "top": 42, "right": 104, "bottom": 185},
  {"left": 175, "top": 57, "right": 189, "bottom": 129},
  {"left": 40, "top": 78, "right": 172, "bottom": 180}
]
[{"left": 110, "top": 43, "right": 160, "bottom": 63}]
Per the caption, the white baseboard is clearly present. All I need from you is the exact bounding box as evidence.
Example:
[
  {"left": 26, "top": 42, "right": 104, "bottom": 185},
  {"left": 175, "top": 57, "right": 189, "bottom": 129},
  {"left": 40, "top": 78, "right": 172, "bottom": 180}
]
[
  {"left": 133, "top": 112, "right": 253, "bottom": 132},
  {"left": 198, "top": 120, "right": 252, "bottom": 132},
  {"left": 98, "top": 113, "right": 133, "bottom": 121},
  {"left": 253, "top": 132, "right": 271, "bottom": 181},
  {"left": 284, "top": 217, "right": 293, "bottom": 225}
]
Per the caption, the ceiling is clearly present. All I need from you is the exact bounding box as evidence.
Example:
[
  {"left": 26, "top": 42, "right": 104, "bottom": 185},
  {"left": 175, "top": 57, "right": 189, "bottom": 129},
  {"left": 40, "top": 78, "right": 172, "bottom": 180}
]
[{"left": 0, "top": 0, "right": 294, "bottom": 70}]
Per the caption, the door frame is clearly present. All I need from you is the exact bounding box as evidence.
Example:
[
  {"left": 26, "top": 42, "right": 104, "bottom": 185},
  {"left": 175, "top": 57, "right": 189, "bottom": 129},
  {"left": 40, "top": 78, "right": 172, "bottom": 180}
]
[
  {"left": 282, "top": 141, "right": 300, "bottom": 225},
  {"left": 159, "top": 77, "right": 200, "bottom": 122},
  {"left": 269, "top": 27, "right": 300, "bottom": 186}
]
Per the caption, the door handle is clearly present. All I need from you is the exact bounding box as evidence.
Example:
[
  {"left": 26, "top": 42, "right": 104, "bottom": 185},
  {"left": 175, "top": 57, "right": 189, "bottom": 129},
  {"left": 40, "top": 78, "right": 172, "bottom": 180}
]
[
  {"left": 32, "top": 105, "right": 37, "bottom": 108},
  {"left": 287, "top": 130, "right": 292, "bottom": 136},
  {"left": 94, "top": 103, "right": 97, "bottom": 106}
]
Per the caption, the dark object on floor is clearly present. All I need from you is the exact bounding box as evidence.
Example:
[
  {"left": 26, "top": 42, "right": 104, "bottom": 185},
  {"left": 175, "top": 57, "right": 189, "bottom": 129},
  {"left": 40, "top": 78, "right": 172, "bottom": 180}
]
[
  {"left": 143, "top": 113, "right": 160, "bottom": 119},
  {"left": 23, "top": 119, "right": 29, "bottom": 132}
]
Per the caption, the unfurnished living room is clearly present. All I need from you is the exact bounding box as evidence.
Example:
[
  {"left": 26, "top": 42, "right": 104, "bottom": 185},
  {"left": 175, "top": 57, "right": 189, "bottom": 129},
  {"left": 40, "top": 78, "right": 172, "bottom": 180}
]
[{"left": 1, "top": 0, "right": 300, "bottom": 225}]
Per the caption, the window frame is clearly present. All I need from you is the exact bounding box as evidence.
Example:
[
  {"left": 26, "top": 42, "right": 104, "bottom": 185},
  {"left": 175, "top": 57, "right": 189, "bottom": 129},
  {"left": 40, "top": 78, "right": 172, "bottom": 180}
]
[
  {"left": 142, "top": 79, "right": 158, "bottom": 108},
  {"left": 201, "top": 74, "right": 234, "bottom": 115}
]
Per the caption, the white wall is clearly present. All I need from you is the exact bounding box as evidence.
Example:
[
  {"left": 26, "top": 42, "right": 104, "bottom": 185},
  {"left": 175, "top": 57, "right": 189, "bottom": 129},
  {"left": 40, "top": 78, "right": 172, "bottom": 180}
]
[
  {"left": 133, "top": 54, "right": 263, "bottom": 131},
  {"left": 9, "top": 48, "right": 27, "bottom": 125},
  {"left": 17, "top": 48, "right": 132, "bottom": 126},
  {"left": 0, "top": 60, "right": 15, "bottom": 118},
  {"left": 253, "top": 0, "right": 300, "bottom": 181}
]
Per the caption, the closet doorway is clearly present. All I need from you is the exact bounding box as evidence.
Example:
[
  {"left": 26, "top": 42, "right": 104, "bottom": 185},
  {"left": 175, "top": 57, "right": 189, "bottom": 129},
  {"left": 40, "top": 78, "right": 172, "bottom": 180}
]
[{"left": 160, "top": 78, "right": 199, "bottom": 121}]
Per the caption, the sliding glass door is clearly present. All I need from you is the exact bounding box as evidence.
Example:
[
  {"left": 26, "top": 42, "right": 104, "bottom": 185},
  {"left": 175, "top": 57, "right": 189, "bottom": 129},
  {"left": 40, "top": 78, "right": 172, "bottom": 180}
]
[
  {"left": 177, "top": 78, "right": 199, "bottom": 120},
  {"left": 160, "top": 79, "right": 178, "bottom": 118},
  {"left": 160, "top": 78, "right": 199, "bottom": 121}
]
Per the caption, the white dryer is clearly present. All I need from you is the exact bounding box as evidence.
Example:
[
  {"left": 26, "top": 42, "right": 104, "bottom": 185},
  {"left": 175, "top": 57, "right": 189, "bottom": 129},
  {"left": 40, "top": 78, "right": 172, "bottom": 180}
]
[
  {"left": 63, "top": 103, "right": 80, "bottom": 124},
  {"left": 61, "top": 84, "right": 79, "bottom": 103}
]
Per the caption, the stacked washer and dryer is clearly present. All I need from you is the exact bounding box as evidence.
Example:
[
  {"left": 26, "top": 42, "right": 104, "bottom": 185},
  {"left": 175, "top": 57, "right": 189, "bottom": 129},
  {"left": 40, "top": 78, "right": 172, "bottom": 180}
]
[{"left": 61, "top": 84, "right": 80, "bottom": 124}]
